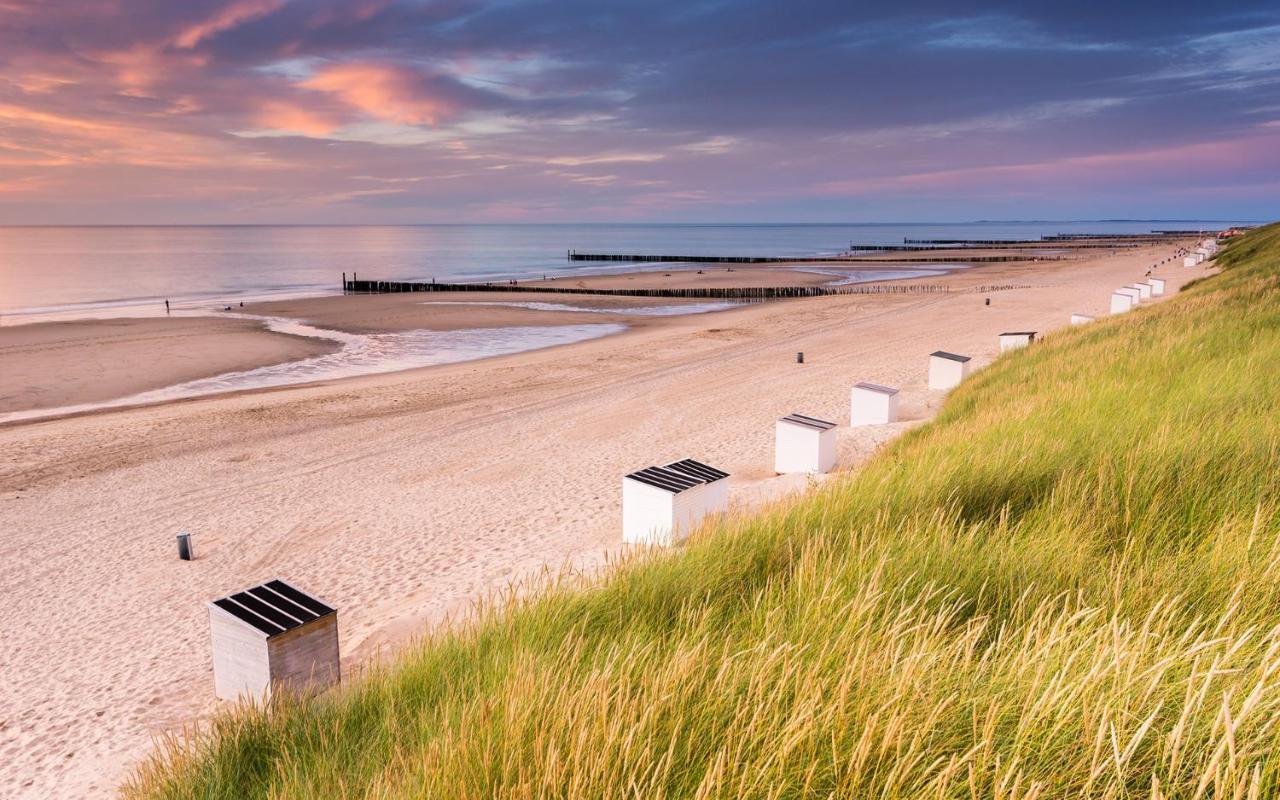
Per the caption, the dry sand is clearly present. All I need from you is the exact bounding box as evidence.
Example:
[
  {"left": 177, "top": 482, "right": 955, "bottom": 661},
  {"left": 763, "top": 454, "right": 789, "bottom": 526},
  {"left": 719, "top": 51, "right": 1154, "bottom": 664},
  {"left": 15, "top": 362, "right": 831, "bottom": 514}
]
[{"left": 0, "top": 244, "right": 1204, "bottom": 798}]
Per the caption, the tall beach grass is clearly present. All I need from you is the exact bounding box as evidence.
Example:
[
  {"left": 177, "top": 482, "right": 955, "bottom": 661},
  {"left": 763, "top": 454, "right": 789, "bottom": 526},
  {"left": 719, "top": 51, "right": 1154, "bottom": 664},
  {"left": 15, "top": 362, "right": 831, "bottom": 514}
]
[{"left": 128, "top": 224, "right": 1280, "bottom": 799}]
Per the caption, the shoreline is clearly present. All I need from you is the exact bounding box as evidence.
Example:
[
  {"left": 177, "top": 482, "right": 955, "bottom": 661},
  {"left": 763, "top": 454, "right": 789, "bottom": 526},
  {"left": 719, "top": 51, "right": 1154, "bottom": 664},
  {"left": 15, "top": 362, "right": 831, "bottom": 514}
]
[
  {"left": 1, "top": 243, "right": 1206, "bottom": 797},
  {"left": 0, "top": 262, "right": 961, "bottom": 426}
]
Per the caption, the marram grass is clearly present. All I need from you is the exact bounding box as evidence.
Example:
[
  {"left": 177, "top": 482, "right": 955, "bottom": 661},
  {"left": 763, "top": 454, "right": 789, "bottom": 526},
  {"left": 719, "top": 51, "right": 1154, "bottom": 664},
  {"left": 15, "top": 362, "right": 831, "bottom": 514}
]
[{"left": 128, "top": 224, "right": 1280, "bottom": 799}]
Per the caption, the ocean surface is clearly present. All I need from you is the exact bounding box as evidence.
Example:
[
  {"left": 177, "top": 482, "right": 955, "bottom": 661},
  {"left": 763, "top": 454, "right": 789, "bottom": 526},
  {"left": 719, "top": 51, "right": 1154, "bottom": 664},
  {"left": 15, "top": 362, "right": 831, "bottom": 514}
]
[{"left": 0, "top": 221, "right": 1244, "bottom": 320}]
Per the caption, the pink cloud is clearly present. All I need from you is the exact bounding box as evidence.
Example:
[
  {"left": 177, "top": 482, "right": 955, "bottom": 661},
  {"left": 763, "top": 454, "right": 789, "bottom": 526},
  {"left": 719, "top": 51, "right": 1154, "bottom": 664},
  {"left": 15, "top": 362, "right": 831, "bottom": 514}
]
[{"left": 300, "top": 63, "right": 465, "bottom": 126}]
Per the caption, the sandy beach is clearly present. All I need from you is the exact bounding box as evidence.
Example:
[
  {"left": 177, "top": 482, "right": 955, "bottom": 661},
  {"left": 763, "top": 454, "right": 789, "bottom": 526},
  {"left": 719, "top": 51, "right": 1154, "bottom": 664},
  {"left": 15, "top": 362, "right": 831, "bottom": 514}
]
[{"left": 0, "top": 243, "right": 1204, "bottom": 798}]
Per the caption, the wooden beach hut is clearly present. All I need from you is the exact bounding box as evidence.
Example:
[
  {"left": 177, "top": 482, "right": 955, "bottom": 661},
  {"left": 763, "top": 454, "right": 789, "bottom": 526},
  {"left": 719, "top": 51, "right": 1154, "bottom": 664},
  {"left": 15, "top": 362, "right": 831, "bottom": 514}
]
[
  {"left": 850, "top": 382, "right": 899, "bottom": 426},
  {"left": 208, "top": 579, "right": 339, "bottom": 702},
  {"left": 1117, "top": 286, "right": 1142, "bottom": 305},
  {"left": 622, "top": 459, "right": 729, "bottom": 546},
  {"left": 999, "top": 331, "right": 1036, "bottom": 352},
  {"left": 1070, "top": 313, "right": 1095, "bottom": 325},
  {"left": 1183, "top": 256, "right": 1197, "bottom": 267},
  {"left": 1132, "top": 283, "right": 1153, "bottom": 300},
  {"left": 1148, "top": 277, "right": 1166, "bottom": 296},
  {"left": 1110, "top": 292, "right": 1134, "bottom": 314},
  {"left": 928, "top": 351, "right": 971, "bottom": 391},
  {"left": 775, "top": 413, "right": 838, "bottom": 474}
]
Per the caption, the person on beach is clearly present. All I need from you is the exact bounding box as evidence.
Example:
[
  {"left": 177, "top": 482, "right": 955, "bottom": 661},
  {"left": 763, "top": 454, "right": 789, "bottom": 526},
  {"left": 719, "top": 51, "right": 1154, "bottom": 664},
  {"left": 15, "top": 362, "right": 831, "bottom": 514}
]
[{"left": 165, "top": 299, "right": 170, "bottom": 314}]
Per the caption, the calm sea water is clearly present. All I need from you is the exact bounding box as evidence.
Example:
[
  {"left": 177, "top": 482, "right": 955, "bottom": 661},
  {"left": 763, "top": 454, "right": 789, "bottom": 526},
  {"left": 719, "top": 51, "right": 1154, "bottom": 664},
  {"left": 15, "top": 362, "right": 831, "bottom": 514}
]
[{"left": 0, "top": 222, "right": 1242, "bottom": 319}]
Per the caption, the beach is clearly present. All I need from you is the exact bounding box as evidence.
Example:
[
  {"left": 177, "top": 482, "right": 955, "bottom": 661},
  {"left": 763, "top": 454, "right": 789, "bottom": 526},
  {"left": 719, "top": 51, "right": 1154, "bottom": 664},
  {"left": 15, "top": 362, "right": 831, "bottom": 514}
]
[{"left": 0, "top": 244, "right": 1203, "bottom": 798}]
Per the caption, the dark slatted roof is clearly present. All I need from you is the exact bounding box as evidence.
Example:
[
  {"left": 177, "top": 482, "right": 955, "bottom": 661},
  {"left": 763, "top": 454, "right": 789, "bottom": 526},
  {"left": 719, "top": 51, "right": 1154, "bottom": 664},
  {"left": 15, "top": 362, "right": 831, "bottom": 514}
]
[
  {"left": 999, "top": 331, "right": 1036, "bottom": 337},
  {"left": 665, "top": 458, "right": 730, "bottom": 483},
  {"left": 779, "top": 413, "right": 838, "bottom": 431},
  {"left": 853, "top": 382, "right": 899, "bottom": 396},
  {"left": 930, "top": 351, "right": 971, "bottom": 363},
  {"left": 625, "top": 465, "right": 703, "bottom": 493},
  {"left": 211, "top": 579, "right": 335, "bottom": 637}
]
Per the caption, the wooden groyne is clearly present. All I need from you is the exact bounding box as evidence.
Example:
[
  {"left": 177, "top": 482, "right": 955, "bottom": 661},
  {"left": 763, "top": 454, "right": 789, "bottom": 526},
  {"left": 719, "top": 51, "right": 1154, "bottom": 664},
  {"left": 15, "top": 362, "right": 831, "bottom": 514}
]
[
  {"left": 900, "top": 237, "right": 1169, "bottom": 246},
  {"left": 565, "top": 251, "right": 1056, "bottom": 264},
  {"left": 847, "top": 241, "right": 1145, "bottom": 252},
  {"left": 343, "top": 279, "right": 1030, "bottom": 299}
]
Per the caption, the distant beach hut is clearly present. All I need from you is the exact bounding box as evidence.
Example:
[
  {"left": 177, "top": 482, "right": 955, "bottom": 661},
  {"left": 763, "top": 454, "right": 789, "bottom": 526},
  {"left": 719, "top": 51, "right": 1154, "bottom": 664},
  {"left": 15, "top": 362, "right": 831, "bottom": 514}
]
[
  {"left": 1110, "top": 292, "right": 1134, "bottom": 314},
  {"left": 208, "top": 579, "right": 339, "bottom": 702},
  {"left": 1117, "top": 287, "right": 1142, "bottom": 305},
  {"left": 622, "top": 459, "right": 730, "bottom": 546},
  {"left": 998, "top": 331, "right": 1036, "bottom": 352},
  {"left": 775, "top": 413, "right": 838, "bottom": 474},
  {"left": 1183, "top": 256, "right": 1197, "bottom": 267},
  {"left": 1132, "top": 283, "right": 1153, "bottom": 300},
  {"left": 850, "top": 382, "right": 899, "bottom": 426},
  {"left": 1070, "top": 313, "right": 1095, "bottom": 325},
  {"left": 928, "top": 351, "right": 971, "bottom": 391},
  {"left": 1148, "top": 278, "right": 1166, "bottom": 296}
]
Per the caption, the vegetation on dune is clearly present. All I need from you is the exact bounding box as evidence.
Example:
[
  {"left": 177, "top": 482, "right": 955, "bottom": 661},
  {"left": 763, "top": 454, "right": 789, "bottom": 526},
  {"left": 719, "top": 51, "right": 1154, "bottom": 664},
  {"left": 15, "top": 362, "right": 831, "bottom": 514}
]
[{"left": 128, "top": 225, "right": 1280, "bottom": 799}]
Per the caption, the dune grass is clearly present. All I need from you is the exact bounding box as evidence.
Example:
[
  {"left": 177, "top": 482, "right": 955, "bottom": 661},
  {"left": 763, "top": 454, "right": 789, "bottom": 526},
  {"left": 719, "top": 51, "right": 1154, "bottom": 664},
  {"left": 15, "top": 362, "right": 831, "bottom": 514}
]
[{"left": 127, "top": 224, "right": 1280, "bottom": 799}]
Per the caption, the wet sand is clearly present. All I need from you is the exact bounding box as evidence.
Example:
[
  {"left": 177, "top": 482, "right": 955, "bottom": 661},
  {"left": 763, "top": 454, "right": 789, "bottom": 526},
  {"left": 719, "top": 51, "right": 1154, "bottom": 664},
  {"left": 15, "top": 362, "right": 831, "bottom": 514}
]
[
  {"left": 0, "top": 243, "right": 1205, "bottom": 798},
  {"left": 0, "top": 316, "right": 339, "bottom": 415}
]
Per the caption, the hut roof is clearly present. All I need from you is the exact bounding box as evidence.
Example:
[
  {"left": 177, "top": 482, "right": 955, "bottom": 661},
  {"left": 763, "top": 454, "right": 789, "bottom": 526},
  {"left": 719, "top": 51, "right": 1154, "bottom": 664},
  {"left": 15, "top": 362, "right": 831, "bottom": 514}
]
[
  {"left": 852, "top": 382, "right": 899, "bottom": 396},
  {"left": 624, "top": 465, "right": 703, "bottom": 494},
  {"left": 930, "top": 351, "right": 971, "bottom": 363},
  {"left": 210, "top": 579, "right": 335, "bottom": 638},
  {"left": 779, "top": 412, "right": 838, "bottom": 430},
  {"left": 1000, "top": 331, "right": 1036, "bottom": 337},
  {"left": 665, "top": 458, "right": 730, "bottom": 483}
]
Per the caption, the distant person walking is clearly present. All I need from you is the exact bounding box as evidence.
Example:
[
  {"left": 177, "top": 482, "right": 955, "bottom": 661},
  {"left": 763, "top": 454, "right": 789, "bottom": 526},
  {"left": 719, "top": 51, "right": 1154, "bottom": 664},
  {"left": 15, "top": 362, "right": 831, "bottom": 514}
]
[{"left": 165, "top": 299, "right": 170, "bottom": 314}]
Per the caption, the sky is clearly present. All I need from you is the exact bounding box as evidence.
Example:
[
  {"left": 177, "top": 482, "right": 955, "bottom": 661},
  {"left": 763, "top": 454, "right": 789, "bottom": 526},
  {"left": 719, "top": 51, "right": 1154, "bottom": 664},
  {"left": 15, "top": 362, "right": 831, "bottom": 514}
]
[{"left": 0, "top": 0, "right": 1278, "bottom": 224}]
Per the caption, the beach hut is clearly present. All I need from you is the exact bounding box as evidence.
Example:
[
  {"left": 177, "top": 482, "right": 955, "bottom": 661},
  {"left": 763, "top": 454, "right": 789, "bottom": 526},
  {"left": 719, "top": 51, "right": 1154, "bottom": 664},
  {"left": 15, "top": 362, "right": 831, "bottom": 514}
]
[
  {"left": 622, "top": 459, "right": 729, "bottom": 546},
  {"left": 850, "top": 382, "right": 899, "bottom": 426},
  {"left": 1132, "top": 283, "right": 1152, "bottom": 300},
  {"left": 1110, "top": 292, "right": 1134, "bottom": 314},
  {"left": 1149, "top": 278, "right": 1166, "bottom": 296},
  {"left": 1117, "top": 287, "right": 1142, "bottom": 305},
  {"left": 999, "top": 331, "right": 1036, "bottom": 352},
  {"left": 928, "top": 351, "right": 971, "bottom": 391},
  {"left": 208, "top": 579, "right": 339, "bottom": 702},
  {"left": 1183, "top": 256, "right": 1197, "bottom": 267},
  {"left": 775, "top": 413, "right": 838, "bottom": 474},
  {"left": 1070, "top": 313, "right": 1095, "bottom": 325}
]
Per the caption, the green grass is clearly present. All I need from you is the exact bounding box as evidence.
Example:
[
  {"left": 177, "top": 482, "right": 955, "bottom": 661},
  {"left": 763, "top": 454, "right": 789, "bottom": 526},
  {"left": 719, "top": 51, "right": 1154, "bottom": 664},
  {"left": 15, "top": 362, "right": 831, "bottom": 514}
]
[{"left": 128, "top": 225, "right": 1280, "bottom": 799}]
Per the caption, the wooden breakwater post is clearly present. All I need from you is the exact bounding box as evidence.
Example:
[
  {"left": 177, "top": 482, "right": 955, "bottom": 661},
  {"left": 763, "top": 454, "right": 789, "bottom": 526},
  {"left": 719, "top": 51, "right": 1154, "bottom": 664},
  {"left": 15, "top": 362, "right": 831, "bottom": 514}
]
[{"left": 343, "top": 278, "right": 1029, "bottom": 299}]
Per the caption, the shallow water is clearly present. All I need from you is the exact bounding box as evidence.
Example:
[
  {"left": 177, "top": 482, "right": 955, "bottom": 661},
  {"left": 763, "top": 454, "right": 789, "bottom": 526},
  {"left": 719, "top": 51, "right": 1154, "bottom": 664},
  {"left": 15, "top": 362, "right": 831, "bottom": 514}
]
[
  {"left": 0, "top": 221, "right": 1242, "bottom": 319},
  {"left": 0, "top": 316, "right": 625, "bottom": 424}
]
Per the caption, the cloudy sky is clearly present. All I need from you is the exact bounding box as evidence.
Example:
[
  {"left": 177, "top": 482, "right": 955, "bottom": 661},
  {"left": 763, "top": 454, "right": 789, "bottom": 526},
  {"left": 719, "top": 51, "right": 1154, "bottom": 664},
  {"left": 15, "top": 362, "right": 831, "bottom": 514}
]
[{"left": 1, "top": 0, "right": 1277, "bottom": 223}]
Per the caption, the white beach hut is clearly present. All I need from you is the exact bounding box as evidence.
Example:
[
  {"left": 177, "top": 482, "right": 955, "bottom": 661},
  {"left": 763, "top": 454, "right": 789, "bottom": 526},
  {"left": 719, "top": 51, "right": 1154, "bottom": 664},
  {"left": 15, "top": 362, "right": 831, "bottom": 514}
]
[
  {"left": 1148, "top": 277, "right": 1166, "bottom": 296},
  {"left": 1132, "top": 283, "right": 1153, "bottom": 300},
  {"left": 998, "top": 331, "right": 1036, "bottom": 352},
  {"left": 850, "top": 382, "right": 899, "bottom": 426},
  {"left": 1183, "top": 256, "right": 1197, "bottom": 267},
  {"left": 1070, "top": 313, "right": 1095, "bottom": 325},
  {"left": 622, "top": 459, "right": 730, "bottom": 546},
  {"left": 1117, "top": 286, "right": 1142, "bottom": 305},
  {"left": 928, "top": 351, "right": 971, "bottom": 391},
  {"left": 208, "top": 579, "right": 339, "bottom": 702},
  {"left": 1110, "top": 292, "right": 1134, "bottom": 314},
  {"left": 775, "top": 413, "right": 838, "bottom": 474}
]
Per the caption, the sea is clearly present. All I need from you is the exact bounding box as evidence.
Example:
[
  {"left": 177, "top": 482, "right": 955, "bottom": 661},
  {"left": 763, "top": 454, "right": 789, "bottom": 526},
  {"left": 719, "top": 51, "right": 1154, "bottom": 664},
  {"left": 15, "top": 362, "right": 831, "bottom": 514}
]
[{"left": 0, "top": 221, "right": 1247, "bottom": 321}]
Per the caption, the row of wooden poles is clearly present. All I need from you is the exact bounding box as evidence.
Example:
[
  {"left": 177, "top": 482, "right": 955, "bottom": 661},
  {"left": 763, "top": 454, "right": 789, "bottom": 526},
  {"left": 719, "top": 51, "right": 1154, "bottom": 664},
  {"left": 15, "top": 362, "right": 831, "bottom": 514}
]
[
  {"left": 564, "top": 252, "right": 1054, "bottom": 264},
  {"left": 342, "top": 278, "right": 1030, "bottom": 299}
]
